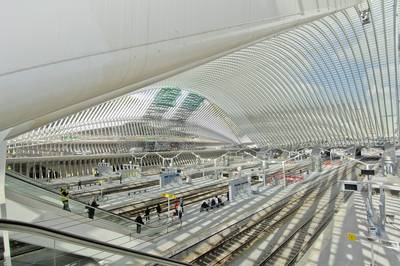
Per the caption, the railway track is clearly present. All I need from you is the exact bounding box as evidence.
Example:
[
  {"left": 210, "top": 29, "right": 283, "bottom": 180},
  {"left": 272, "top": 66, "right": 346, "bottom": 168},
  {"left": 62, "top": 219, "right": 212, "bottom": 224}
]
[
  {"left": 109, "top": 164, "right": 309, "bottom": 218},
  {"left": 71, "top": 163, "right": 263, "bottom": 200},
  {"left": 259, "top": 191, "right": 352, "bottom": 266},
  {"left": 172, "top": 163, "right": 356, "bottom": 265}
]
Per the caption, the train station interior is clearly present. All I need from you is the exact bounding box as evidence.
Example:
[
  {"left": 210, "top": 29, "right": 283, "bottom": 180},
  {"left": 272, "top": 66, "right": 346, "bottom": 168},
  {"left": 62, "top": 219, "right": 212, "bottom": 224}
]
[{"left": 1, "top": 0, "right": 400, "bottom": 265}]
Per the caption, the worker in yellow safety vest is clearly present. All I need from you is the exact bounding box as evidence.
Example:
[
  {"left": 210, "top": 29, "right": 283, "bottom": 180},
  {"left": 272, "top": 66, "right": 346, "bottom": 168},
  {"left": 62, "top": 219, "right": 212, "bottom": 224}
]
[{"left": 60, "top": 187, "right": 71, "bottom": 212}]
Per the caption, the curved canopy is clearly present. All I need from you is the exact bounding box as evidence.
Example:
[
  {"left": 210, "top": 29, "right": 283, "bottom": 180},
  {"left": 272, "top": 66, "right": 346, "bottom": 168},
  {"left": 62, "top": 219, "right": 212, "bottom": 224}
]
[
  {"left": 146, "top": 0, "right": 400, "bottom": 148},
  {"left": 7, "top": 0, "right": 399, "bottom": 149},
  {"left": 11, "top": 88, "right": 241, "bottom": 145},
  {"left": 1, "top": 0, "right": 360, "bottom": 140}
]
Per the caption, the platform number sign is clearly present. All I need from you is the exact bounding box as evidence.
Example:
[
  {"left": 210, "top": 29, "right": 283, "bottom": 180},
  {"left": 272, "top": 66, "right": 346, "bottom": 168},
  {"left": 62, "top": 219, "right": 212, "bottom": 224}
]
[{"left": 347, "top": 232, "right": 357, "bottom": 241}]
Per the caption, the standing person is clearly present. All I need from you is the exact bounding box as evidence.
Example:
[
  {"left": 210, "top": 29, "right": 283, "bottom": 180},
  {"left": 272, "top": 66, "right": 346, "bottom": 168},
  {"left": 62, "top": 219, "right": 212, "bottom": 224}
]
[
  {"left": 174, "top": 199, "right": 179, "bottom": 216},
  {"left": 135, "top": 214, "right": 144, "bottom": 234},
  {"left": 179, "top": 197, "right": 184, "bottom": 213},
  {"left": 119, "top": 175, "right": 123, "bottom": 184},
  {"left": 87, "top": 198, "right": 99, "bottom": 219},
  {"left": 60, "top": 188, "right": 71, "bottom": 212},
  {"left": 156, "top": 203, "right": 162, "bottom": 220},
  {"left": 144, "top": 207, "right": 150, "bottom": 222},
  {"left": 78, "top": 179, "right": 82, "bottom": 190},
  {"left": 177, "top": 205, "right": 183, "bottom": 227}
]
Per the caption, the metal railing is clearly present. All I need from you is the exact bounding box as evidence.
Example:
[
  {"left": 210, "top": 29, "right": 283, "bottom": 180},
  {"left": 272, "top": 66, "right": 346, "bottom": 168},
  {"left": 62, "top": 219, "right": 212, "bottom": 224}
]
[{"left": 0, "top": 219, "right": 189, "bottom": 266}]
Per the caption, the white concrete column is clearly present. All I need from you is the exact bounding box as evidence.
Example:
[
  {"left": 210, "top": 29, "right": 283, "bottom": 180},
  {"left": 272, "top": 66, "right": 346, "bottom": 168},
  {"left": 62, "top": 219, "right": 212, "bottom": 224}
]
[
  {"left": 38, "top": 162, "right": 43, "bottom": 179},
  {"left": 0, "top": 130, "right": 12, "bottom": 265},
  {"left": 32, "top": 163, "right": 37, "bottom": 179}
]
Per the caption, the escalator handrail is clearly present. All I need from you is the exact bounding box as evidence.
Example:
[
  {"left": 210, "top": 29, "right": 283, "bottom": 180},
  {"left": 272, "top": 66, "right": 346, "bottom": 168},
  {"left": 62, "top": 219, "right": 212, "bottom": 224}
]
[
  {"left": 5, "top": 170, "right": 163, "bottom": 231},
  {"left": 0, "top": 219, "right": 189, "bottom": 266}
]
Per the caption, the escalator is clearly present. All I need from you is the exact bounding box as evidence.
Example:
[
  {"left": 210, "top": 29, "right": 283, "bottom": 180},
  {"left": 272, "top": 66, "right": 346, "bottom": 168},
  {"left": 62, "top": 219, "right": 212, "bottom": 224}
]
[
  {"left": 5, "top": 170, "right": 169, "bottom": 239},
  {"left": 0, "top": 219, "right": 188, "bottom": 266}
]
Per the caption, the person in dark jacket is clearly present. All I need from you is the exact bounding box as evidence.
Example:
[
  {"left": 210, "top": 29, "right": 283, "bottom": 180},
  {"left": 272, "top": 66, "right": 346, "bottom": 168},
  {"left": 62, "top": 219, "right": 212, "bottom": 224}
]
[
  {"left": 179, "top": 197, "right": 184, "bottom": 213},
  {"left": 200, "top": 201, "right": 209, "bottom": 212},
  {"left": 217, "top": 196, "right": 224, "bottom": 206},
  {"left": 156, "top": 203, "right": 162, "bottom": 220},
  {"left": 87, "top": 198, "right": 99, "bottom": 219},
  {"left": 144, "top": 207, "right": 150, "bottom": 222},
  {"left": 210, "top": 198, "right": 216, "bottom": 209},
  {"left": 135, "top": 214, "right": 144, "bottom": 233},
  {"left": 178, "top": 205, "right": 183, "bottom": 227},
  {"left": 78, "top": 179, "right": 82, "bottom": 190}
]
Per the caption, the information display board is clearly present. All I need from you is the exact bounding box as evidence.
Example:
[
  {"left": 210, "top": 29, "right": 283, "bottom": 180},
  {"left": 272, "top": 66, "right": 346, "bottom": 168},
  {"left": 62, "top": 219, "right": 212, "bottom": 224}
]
[
  {"left": 228, "top": 177, "right": 251, "bottom": 201},
  {"left": 160, "top": 167, "right": 182, "bottom": 188},
  {"left": 97, "top": 162, "right": 113, "bottom": 175}
]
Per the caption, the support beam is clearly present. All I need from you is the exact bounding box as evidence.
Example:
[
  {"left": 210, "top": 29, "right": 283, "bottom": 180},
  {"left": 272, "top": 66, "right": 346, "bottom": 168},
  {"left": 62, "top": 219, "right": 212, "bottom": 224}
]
[{"left": 0, "top": 130, "right": 11, "bottom": 265}]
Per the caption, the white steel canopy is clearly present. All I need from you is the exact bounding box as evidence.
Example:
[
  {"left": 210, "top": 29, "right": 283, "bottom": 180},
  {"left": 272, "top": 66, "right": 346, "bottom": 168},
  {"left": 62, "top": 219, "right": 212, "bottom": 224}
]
[
  {"left": 11, "top": 88, "right": 241, "bottom": 145},
  {"left": 145, "top": 0, "right": 400, "bottom": 148},
  {"left": 5, "top": 0, "right": 399, "bottom": 149},
  {"left": 0, "top": 0, "right": 362, "bottom": 140}
]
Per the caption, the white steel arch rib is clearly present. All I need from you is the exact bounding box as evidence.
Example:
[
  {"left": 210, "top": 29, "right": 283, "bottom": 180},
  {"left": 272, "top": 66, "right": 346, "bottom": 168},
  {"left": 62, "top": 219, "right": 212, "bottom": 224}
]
[
  {"left": 0, "top": 0, "right": 362, "bottom": 139},
  {"left": 11, "top": 88, "right": 241, "bottom": 146},
  {"left": 146, "top": 0, "right": 400, "bottom": 148},
  {"left": 6, "top": 0, "right": 400, "bottom": 149}
]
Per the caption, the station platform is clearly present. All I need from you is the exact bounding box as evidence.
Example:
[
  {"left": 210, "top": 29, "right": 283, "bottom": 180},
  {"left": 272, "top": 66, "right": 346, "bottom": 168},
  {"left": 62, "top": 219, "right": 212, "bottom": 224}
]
[
  {"left": 298, "top": 191, "right": 400, "bottom": 266},
  {"left": 98, "top": 163, "right": 298, "bottom": 210},
  {"left": 3, "top": 161, "right": 343, "bottom": 264},
  {"left": 41, "top": 161, "right": 261, "bottom": 198},
  {"left": 136, "top": 169, "right": 337, "bottom": 257}
]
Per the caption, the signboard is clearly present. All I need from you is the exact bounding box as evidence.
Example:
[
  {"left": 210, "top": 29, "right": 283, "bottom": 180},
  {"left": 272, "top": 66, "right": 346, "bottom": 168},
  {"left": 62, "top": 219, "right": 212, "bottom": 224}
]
[
  {"left": 162, "top": 193, "right": 177, "bottom": 199},
  {"left": 342, "top": 181, "right": 361, "bottom": 192},
  {"left": 344, "top": 183, "right": 359, "bottom": 191},
  {"left": 160, "top": 167, "right": 182, "bottom": 188},
  {"left": 228, "top": 177, "right": 251, "bottom": 201},
  {"left": 347, "top": 232, "right": 357, "bottom": 241},
  {"left": 361, "top": 169, "right": 375, "bottom": 176}
]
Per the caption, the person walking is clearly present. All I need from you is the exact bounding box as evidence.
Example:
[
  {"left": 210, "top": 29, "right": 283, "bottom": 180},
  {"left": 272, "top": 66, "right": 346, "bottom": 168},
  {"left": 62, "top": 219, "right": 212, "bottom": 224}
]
[
  {"left": 78, "top": 179, "right": 82, "bottom": 190},
  {"left": 179, "top": 197, "right": 184, "bottom": 213},
  {"left": 60, "top": 188, "right": 71, "bottom": 212},
  {"left": 144, "top": 207, "right": 150, "bottom": 222},
  {"left": 135, "top": 214, "right": 144, "bottom": 234},
  {"left": 156, "top": 203, "right": 162, "bottom": 220},
  {"left": 177, "top": 205, "right": 183, "bottom": 227},
  {"left": 87, "top": 198, "right": 99, "bottom": 219}
]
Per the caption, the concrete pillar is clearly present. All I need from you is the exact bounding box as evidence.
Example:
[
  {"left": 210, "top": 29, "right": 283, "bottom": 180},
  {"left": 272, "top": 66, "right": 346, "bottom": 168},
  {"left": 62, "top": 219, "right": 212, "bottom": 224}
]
[
  {"left": 383, "top": 143, "right": 396, "bottom": 176},
  {"left": 63, "top": 160, "right": 68, "bottom": 178},
  {"left": 85, "top": 160, "right": 89, "bottom": 175},
  {"left": 38, "top": 162, "right": 43, "bottom": 179},
  {"left": 311, "top": 146, "right": 322, "bottom": 172},
  {"left": 0, "top": 130, "right": 12, "bottom": 265},
  {"left": 31, "top": 162, "right": 36, "bottom": 179},
  {"left": 17, "top": 163, "right": 21, "bottom": 174}
]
